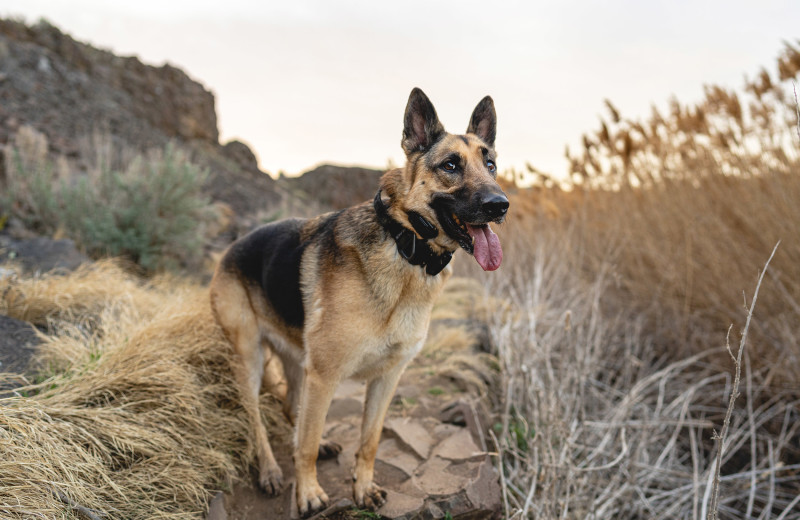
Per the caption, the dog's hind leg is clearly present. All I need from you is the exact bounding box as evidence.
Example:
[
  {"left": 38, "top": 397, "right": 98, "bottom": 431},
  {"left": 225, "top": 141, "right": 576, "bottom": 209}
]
[
  {"left": 234, "top": 335, "right": 284, "bottom": 495},
  {"left": 261, "top": 347, "right": 287, "bottom": 401},
  {"left": 211, "top": 274, "right": 283, "bottom": 495}
]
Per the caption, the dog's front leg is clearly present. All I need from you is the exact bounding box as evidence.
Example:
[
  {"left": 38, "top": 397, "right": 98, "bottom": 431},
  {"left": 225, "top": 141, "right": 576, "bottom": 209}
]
[
  {"left": 293, "top": 365, "right": 338, "bottom": 516},
  {"left": 353, "top": 363, "right": 408, "bottom": 509}
]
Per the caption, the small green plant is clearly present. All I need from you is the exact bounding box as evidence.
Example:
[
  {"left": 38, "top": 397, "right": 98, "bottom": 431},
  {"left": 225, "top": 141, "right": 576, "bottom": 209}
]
[
  {"left": 427, "top": 386, "right": 445, "bottom": 396},
  {"left": 1, "top": 129, "right": 212, "bottom": 272},
  {"left": 69, "top": 144, "right": 211, "bottom": 271}
]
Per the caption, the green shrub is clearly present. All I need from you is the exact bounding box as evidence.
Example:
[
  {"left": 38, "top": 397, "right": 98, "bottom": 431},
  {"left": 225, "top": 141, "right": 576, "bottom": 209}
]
[{"left": 1, "top": 130, "right": 211, "bottom": 272}]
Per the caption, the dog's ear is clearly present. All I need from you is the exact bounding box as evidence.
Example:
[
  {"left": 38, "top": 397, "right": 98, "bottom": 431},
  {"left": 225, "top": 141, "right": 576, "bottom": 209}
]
[
  {"left": 467, "top": 96, "right": 496, "bottom": 147},
  {"left": 402, "top": 88, "right": 445, "bottom": 155}
]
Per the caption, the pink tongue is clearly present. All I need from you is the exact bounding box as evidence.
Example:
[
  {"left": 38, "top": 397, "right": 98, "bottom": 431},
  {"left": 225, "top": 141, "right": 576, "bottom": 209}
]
[{"left": 466, "top": 224, "right": 503, "bottom": 271}]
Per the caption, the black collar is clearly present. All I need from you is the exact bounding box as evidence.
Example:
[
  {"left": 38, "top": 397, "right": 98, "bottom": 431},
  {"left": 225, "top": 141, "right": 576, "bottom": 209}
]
[{"left": 373, "top": 190, "right": 452, "bottom": 276}]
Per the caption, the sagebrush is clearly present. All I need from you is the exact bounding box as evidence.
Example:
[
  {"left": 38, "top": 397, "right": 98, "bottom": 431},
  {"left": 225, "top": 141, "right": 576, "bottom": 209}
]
[{"left": 1, "top": 130, "right": 212, "bottom": 271}]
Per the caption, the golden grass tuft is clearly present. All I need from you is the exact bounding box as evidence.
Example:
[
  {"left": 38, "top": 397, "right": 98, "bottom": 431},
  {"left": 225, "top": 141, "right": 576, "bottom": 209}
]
[{"left": 0, "top": 262, "right": 286, "bottom": 519}]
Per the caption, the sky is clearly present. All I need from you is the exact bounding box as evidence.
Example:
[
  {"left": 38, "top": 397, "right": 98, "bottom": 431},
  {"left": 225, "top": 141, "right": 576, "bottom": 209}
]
[{"left": 2, "top": 0, "right": 799, "bottom": 178}]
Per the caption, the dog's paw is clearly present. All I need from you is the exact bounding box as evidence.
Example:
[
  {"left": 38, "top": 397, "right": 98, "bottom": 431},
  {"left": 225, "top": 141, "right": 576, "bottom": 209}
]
[
  {"left": 354, "top": 480, "right": 387, "bottom": 510},
  {"left": 318, "top": 439, "right": 342, "bottom": 460},
  {"left": 297, "top": 481, "right": 329, "bottom": 517},
  {"left": 258, "top": 463, "right": 283, "bottom": 496}
]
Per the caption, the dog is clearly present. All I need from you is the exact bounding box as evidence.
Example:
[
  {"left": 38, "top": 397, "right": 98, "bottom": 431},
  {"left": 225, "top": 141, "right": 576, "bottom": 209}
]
[{"left": 210, "top": 87, "right": 508, "bottom": 516}]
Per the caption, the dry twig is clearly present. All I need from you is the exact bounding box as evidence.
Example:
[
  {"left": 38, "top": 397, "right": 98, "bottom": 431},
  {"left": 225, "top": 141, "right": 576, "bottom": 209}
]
[{"left": 707, "top": 241, "right": 780, "bottom": 520}]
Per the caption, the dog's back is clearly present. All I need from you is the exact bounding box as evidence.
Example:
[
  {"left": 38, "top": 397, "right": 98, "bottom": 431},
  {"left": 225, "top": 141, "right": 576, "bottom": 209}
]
[{"left": 217, "top": 217, "right": 308, "bottom": 329}]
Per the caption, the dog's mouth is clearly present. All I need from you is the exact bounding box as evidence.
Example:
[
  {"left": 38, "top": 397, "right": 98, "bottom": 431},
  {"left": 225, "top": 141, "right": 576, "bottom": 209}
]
[{"left": 434, "top": 204, "right": 503, "bottom": 272}]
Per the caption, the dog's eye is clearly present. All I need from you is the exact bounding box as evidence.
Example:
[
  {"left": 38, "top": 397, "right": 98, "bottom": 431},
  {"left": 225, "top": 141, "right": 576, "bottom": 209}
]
[
  {"left": 486, "top": 160, "right": 496, "bottom": 173},
  {"left": 442, "top": 161, "right": 457, "bottom": 173}
]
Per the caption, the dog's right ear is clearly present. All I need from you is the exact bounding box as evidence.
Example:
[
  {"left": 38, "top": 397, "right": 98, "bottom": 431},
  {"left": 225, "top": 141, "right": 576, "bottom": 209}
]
[{"left": 402, "top": 88, "right": 445, "bottom": 155}]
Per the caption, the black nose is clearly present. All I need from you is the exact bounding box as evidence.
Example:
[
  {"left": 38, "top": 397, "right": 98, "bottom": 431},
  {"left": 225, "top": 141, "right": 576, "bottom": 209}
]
[{"left": 482, "top": 193, "right": 509, "bottom": 219}]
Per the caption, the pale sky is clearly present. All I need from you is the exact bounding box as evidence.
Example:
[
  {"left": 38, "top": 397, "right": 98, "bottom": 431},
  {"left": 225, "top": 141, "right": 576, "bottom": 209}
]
[{"left": 3, "top": 1, "right": 799, "bottom": 178}]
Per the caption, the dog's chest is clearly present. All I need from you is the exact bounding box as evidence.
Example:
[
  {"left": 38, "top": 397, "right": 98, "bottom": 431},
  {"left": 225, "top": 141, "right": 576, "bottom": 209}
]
[
  {"left": 346, "top": 268, "right": 444, "bottom": 378},
  {"left": 348, "top": 300, "right": 433, "bottom": 379}
]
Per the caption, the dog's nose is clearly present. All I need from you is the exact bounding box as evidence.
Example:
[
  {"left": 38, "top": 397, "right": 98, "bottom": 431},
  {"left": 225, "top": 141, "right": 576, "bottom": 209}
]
[{"left": 482, "top": 193, "right": 509, "bottom": 219}]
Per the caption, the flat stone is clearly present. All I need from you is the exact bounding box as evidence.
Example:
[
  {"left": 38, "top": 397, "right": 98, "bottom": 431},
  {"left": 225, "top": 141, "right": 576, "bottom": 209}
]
[
  {"left": 206, "top": 492, "right": 227, "bottom": 520},
  {"left": 414, "top": 462, "right": 469, "bottom": 497},
  {"left": 443, "top": 460, "right": 481, "bottom": 479},
  {"left": 433, "top": 428, "right": 483, "bottom": 462},
  {"left": 465, "top": 457, "right": 502, "bottom": 512},
  {"left": 376, "top": 437, "right": 422, "bottom": 478},
  {"left": 432, "top": 422, "right": 463, "bottom": 441},
  {"left": 396, "top": 476, "right": 426, "bottom": 499},
  {"left": 307, "top": 498, "right": 354, "bottom": 520},
  {"left": 0, "top": 236, "right": 88, "bottom": 273},
  {"left": 394, "top": 384, "right": 422, "bottom": 401},
  {"left": 0, "top": 314, "right": 39, "bottom": 376},
  {"left": 413, "top": 455, "right": 450, "bottom": 477},
  {"left": 377, "top": 489, "right": 424, "bottom": 519},
  {"left": 385, "top": 417, "right": 435, "bottom": 459},
  {"left": 375, "top": 457, "right": 409, "bottom": 488}
]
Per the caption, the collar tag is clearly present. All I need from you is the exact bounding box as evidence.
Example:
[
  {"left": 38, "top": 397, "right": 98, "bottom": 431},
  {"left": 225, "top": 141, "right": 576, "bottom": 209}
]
[{"left": 395, "top": 229, "right": 416, "bottom": 260}]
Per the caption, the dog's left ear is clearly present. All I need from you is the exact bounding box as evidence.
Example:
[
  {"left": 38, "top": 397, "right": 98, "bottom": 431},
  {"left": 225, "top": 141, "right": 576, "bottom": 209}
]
[{"left": 467, "top": 96, "right": 496, "bottom": 147}]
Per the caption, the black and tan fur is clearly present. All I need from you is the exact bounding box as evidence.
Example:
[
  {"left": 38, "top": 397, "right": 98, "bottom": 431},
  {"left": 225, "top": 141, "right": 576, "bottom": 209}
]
[{"left": 210, "top": 88, "right": 509, "bottom": 516}]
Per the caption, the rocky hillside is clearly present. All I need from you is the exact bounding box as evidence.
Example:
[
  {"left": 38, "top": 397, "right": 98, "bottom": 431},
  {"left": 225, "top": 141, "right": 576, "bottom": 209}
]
[
  {"left": 278, "top": 164, "right": 384, "bottom": 210},
  {"left": 0, "top": 18, "right": 387, "bottom": 225},
  {"left": 0, "top": 17, "right": 282, "bottom": 220}
]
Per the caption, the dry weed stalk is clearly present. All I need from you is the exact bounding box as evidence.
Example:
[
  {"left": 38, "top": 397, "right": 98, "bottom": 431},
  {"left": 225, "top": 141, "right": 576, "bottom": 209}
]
[{"left": 706, "top": 242, "right": 779, "bottom": 520}]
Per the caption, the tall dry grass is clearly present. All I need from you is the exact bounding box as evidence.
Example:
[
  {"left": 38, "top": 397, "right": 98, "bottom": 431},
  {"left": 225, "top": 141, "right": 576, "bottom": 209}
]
[
  {"left": 0, "top": 262, "right": 286, "bottom": 519},
  {"left": 482, "top": 41, "right": 800, "bottom": 518},
  {"left": 485, "top": 203, "right": 799, "bottom": 519}
]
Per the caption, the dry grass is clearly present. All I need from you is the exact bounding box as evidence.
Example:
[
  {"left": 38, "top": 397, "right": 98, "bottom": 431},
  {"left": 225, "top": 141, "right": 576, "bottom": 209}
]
[
  {"left": 487, "top": 214, "right": 800, "bottom": 519},
  {"left": 0, "top": 262, "right": 286, "bottom": 519},
  {"left": 483, "top": 42, "right": 800, "bottom": 519}
]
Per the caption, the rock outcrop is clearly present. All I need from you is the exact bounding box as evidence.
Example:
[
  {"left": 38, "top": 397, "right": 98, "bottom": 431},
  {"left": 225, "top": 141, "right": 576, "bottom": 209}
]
[
  {"left": 0, "top": 18, "right": 217, "bottom": 154},
  {"left": 279, "top": 164, "right": 384, "bottom": 210}
]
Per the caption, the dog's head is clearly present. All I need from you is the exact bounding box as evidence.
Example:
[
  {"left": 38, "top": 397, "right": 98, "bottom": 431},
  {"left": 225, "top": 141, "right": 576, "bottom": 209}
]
[{"left": 381, "top": 88, "right": 509, "bottom": 271}]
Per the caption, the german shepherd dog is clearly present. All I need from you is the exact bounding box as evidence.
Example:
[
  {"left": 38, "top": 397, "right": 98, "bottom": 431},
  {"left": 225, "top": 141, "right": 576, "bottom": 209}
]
[{"left": 210, "top": 88, "right": 508, "bottom": 516}]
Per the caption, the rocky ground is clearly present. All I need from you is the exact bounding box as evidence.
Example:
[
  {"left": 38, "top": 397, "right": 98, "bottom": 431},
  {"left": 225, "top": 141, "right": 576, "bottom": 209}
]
[{"left": 210, "top": 379, "right": 500, "bottom": 520}]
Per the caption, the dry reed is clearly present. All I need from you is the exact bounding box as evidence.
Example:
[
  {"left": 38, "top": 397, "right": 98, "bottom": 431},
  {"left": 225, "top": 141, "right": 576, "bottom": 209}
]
[
  {"left": 480, "top": 40, "right": 800, "bottom": 519},
  {"left": 486, "top": 218, "right": 799, "bottom": 519}
]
